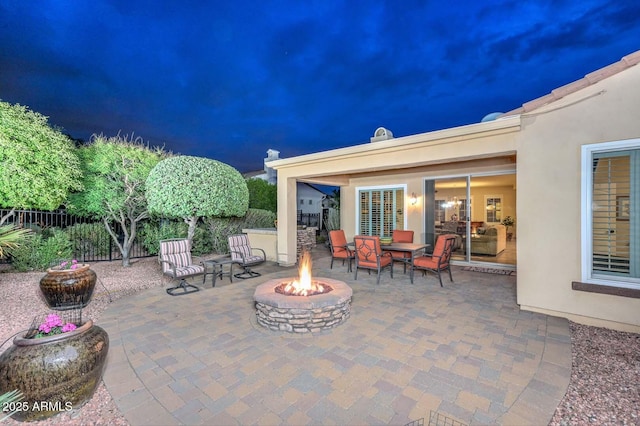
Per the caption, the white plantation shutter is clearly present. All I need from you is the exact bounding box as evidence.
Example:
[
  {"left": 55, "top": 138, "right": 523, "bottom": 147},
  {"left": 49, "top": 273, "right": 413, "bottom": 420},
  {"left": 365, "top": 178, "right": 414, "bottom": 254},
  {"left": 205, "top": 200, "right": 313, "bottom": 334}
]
[
  {"left": 358, "top": 188, "right": 404, "bottom": 237},
  {"left": 591, "top": 149, "right": 637, "bottom": 278}
]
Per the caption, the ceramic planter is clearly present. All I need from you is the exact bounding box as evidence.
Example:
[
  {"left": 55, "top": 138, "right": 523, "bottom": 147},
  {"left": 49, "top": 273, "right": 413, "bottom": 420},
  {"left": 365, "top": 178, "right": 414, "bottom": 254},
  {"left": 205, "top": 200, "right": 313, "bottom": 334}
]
[
  {"left": 0, "top": 319, "right": 109, "bottom": 422},
  {"left": 39, "top": 264, "right": 97, "bottom": 310}
]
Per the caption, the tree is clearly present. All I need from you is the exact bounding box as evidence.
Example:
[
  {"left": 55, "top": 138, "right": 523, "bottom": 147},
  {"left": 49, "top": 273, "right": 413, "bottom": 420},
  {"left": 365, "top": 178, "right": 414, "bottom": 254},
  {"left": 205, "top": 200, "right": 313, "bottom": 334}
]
[
  {"left": 146, "top": 156, "right": 249, "bottom": 245},
  {"left": 67, "top": 134, "right": 167, "bottom": 267},
  {"left": 246, "top": 178, "right": 277, "bottom": 213},
  {"left": 0, "top": 100, "right": 82, "bottom": 224}
]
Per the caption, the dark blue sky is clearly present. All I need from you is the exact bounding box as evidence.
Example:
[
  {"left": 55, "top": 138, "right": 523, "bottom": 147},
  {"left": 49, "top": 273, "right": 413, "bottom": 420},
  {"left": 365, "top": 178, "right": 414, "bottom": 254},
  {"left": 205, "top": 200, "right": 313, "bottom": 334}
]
[{"left": 1, "top": 1, "right": 639, "bottom": 172}]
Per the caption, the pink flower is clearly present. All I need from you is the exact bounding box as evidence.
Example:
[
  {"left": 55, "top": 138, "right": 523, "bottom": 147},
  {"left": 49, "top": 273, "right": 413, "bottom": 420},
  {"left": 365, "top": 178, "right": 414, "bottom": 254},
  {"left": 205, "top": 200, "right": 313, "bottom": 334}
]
[
  {"left": 34, "top": 313, "right": 78, "bottom": 338},
  {"left": 61, "top": 323, "right": 77, "bottom": 333},
  {"left": 38, "top": 323, "right": 52, "bottom": 334},
  {"left": 44, "top": 314, "right": 63, "bottom": 328}
]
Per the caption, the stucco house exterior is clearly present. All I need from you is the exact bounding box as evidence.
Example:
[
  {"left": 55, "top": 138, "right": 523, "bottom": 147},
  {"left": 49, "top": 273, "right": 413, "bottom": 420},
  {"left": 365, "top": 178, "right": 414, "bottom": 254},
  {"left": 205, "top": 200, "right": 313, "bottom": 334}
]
[{"left": 267, "top": 50, "right": 640, "bottom": 332}]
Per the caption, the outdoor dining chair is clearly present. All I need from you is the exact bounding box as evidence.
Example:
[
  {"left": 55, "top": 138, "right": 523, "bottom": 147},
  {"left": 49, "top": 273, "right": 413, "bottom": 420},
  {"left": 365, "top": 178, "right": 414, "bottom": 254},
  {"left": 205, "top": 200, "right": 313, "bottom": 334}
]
[
  {"left": 159, "top": 238, "right": 204, "bottom": 296},
  {"left": 328, "top": 229, "right": 355, "bottom": 272},
  {"left": 412, "top": 234, "right": 456, "bottom": 287},
  {"left": 386, "top": 229, "right": 415, "bottom": 273},
  {"left": 228, "top": 233, "right": 266, "bottom": 279},
  {"left": 353, "top": 235, "right": 393, "bottom": 285}
]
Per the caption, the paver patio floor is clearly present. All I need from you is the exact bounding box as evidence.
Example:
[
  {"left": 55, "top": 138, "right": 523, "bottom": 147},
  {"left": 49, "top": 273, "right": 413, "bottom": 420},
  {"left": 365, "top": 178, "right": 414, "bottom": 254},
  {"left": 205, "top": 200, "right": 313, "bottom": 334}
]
[{"left": 101, "top": 248, "right": 571, "bottom": 425}]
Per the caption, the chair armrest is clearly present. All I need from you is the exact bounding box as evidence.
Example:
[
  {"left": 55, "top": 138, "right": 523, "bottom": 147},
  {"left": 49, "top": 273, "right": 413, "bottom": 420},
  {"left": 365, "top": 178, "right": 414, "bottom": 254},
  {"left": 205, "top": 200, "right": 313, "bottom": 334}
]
[
  {"left": 159, "top": 259, "right": 178, "bottom": 277},
  {"left": 334, "top": 243, "right": 354, "bottom": 256},
  {"left": 251, "top": 247, "right": 267, "bottom": 259}
]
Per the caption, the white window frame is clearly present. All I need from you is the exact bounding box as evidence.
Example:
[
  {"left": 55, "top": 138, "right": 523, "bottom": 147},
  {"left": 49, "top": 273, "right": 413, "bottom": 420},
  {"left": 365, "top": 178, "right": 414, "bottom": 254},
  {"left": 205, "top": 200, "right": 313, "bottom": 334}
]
[
  {"left": 581, "top": 138, "right": 640, "bottom": 289},
  {"left": 355, "top": 184, "right": 407, "bottom": 235},
  {"left": 484, "top": 194, "right": 503, "bottom": 224}
]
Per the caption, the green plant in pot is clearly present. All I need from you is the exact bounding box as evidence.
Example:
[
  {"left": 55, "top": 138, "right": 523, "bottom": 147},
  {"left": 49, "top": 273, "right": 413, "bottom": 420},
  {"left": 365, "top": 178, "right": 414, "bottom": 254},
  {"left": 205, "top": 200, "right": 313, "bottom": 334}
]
[{"left": 501, "top": 216, "right": 515, "bottom": 241}]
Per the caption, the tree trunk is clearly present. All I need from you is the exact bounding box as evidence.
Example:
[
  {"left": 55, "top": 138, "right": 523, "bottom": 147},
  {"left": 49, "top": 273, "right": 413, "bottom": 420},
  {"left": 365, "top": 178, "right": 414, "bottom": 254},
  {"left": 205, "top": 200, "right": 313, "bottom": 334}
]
[{"left": 184, "top": 216, "right": 199, "bottom": 247}]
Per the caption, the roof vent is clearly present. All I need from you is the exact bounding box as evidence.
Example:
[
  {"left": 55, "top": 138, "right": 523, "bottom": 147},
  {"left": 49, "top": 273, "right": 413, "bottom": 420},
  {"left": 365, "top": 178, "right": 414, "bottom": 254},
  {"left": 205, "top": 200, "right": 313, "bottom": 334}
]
[
  {"left": 370, "top": 127, "right": 394, "bottom": 142},
  {"left": 481, "top": 112, "right": 503, "bottom": 122}
]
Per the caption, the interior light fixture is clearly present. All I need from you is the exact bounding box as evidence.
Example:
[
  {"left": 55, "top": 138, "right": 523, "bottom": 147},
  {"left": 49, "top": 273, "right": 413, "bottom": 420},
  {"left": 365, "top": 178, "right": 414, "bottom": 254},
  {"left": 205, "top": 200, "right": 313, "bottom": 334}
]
[{"left": 444, "top": 196, "right": 462, "bottom": 208}]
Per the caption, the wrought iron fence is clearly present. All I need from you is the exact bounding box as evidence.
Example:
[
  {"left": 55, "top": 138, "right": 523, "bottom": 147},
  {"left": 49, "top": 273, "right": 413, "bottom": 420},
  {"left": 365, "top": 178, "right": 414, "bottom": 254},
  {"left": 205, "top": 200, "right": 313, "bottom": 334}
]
[
  {"left": 0, "top": 208, "right": 151, "bottom": 262},
  {"left": 297, "top": 211, "right": 321, "bottom": 229}
]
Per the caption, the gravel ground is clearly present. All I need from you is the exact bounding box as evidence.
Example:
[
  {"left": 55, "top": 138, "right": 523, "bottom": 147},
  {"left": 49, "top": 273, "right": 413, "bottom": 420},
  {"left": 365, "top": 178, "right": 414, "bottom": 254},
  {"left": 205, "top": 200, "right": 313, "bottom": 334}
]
[{"left": 1, "top": 258, "right": 639, "bottom": 425}]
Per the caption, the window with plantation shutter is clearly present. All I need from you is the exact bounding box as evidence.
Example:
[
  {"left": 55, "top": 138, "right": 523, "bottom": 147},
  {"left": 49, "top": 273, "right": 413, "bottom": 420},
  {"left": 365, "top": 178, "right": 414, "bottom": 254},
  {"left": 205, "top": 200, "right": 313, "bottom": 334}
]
[
  {"left": 357, "top": 187, "right": 405, "bottom": 237},
  {"left": 582, "top": 141, "right": 639, "bottom": 287}
]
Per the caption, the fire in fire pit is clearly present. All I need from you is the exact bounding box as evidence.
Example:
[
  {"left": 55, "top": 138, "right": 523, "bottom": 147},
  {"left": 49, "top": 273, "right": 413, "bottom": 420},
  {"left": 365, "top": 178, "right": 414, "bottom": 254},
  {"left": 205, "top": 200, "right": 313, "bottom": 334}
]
[
  {"left": 253, "top": 251, "right": 352, "bottom": 333},
  {"left": 275, "top": 251, "right": 333, "bottom": 296}
]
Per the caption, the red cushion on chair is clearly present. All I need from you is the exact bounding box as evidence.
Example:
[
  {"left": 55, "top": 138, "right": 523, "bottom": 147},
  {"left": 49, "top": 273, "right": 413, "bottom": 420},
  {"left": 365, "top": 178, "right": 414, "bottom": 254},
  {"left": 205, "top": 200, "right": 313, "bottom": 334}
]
[
  {"left": 413, "top": 256, "right": 438, "bottom": 268},
  {"left": 329, "top": 230, "right": 353, "bottom": 259},
  {"left": 392, "top": 230, "right": 414, "bottom": 243}
]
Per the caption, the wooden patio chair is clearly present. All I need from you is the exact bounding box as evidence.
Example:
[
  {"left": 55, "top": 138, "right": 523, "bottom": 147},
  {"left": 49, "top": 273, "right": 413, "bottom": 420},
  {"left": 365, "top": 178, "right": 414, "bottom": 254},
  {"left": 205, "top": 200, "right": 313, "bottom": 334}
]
[
  {"left": 228, "top": 234, "right": 266, "bottom": 279},
  {"left": 328, "top": 230, "right": 355, "bottom": 272},
  {"left": 412, "top": 234, "right": 456, "bottom": 287},
  {"left": 386, "top": 229, "right": 415, "bottom": 273},
  {"left": 159, "top": 238, "right": 204, "bottom": 296},
  {"left": 353, "top": 235, "right": 393, "bottom": 285}
]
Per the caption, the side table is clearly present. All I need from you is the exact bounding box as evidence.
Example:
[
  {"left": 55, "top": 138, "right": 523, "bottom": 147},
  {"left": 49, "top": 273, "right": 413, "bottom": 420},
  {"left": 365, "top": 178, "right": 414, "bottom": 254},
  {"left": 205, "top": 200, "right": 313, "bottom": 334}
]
[{"left": 203, "top": 257, "right": 235, "bottom": 287}]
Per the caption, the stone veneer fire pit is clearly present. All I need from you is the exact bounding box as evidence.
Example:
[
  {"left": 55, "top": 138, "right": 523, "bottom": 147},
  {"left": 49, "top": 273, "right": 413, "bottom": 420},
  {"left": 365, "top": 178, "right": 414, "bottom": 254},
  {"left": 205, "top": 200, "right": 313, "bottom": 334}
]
[{"left": 253, "top": 277, "right": 352, "bottom": 333}]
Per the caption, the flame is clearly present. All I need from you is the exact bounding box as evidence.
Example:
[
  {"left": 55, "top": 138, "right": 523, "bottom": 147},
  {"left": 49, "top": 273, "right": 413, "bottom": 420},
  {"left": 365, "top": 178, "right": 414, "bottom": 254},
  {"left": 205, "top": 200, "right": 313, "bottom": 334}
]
[{"left": 283, "top": 251, "right": 325, "bottom": 296}]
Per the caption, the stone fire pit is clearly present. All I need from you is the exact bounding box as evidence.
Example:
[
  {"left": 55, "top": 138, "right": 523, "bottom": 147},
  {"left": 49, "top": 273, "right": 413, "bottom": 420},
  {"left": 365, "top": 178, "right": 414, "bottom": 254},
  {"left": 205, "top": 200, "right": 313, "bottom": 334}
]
[{"left": 253, "top": 277, "right": 352, "bottom": 333}]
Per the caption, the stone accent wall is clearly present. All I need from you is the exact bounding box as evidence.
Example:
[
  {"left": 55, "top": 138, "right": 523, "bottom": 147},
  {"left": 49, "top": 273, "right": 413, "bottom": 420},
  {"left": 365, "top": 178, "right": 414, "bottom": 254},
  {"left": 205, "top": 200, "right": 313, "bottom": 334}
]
[
  {"left": 296, "top": 227, "right": 317, "bottom": 259},
  {"left": 255, "top": 300, "right": 351, "bottom": 333}
]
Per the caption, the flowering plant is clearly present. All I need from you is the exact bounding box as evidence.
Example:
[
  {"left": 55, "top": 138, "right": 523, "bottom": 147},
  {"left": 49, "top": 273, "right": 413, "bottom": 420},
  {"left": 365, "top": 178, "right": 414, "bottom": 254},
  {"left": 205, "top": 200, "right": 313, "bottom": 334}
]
[
  {"left": 54, "top": 259, "right": 80, "bottom": 270},
  {"left": 34, "top": 313, "right": 77, "bottom": 338}
]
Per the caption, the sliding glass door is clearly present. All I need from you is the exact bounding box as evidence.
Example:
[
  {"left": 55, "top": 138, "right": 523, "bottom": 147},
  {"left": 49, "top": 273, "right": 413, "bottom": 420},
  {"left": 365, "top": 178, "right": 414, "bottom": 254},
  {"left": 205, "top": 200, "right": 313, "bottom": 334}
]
[{"left": 425, "top": 173, "right": 516, "bottom": 266}]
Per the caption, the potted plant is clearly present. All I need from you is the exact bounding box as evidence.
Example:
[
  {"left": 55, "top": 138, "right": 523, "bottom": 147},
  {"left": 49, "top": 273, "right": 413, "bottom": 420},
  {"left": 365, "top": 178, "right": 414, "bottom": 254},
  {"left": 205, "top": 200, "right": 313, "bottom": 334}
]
[
  {"left": 501, "top": 216, "right": 515, "bottom": 241},
  {"left": 0, "top": 311, "right": 109, "bottom": 422},
  {"left": 39, "top": 258, "right": 97, "bottom": 310}
]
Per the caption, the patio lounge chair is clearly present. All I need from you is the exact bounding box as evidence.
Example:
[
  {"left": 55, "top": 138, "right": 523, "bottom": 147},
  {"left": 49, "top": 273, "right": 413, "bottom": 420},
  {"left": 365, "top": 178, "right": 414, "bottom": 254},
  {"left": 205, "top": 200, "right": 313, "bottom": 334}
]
[
  {"left": 412, "top": 234, "right": 456, "bottom": 287},
  {"left": 228, "top": 234, "right": 266, "bottom": 279},
  {"left": 159, "top": 238, "right": 204, "bottom": 296},
  {"left": 353, "top": 235, "right": 393, "bottom": 285},
  {"left": 328, "top": 229, "right": 355, "bottom": 272}
]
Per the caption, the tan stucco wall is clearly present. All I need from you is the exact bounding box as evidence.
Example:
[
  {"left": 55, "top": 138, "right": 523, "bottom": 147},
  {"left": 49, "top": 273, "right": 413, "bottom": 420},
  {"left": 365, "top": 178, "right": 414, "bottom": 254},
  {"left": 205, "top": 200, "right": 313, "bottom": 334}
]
[
  {"left": 270, "top": 63, "right": 640, "bottom": 331},
  {"left": 516, "top": 64, "right": 640, "bottom": 332},
  {"left": 272, "top": 119, "right": 519, "bottom": 265},
  {"left": 242, "top": 228, "right": 278, "bottom": 262}
]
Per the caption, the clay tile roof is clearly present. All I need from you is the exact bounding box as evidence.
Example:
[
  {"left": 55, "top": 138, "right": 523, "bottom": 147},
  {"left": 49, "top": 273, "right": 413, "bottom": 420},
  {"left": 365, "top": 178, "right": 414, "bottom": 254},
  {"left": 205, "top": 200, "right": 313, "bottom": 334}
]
[{"left": 502, "top": 50, "right": 640, "bottom": 116}]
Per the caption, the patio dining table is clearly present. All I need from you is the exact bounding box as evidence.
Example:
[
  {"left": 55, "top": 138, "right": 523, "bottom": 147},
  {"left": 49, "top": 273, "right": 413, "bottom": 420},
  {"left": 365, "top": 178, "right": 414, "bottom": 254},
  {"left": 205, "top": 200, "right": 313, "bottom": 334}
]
[{"left": 381, "top": 242, "right": 430, "bottom": 284}]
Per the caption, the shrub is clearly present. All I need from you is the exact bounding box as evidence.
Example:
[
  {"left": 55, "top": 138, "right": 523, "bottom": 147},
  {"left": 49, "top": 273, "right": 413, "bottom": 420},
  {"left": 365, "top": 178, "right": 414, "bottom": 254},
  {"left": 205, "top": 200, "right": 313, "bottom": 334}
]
[
  {"left": 204, "top": 208, "right": 276, "bottom": 254},
  {"left": 11, "top": 228, "right": 73, "bottom": 271},
  {"left": 65, "top": 222, "right": 111, "bottom": 261},
  {"left": 191, "top": 222, "right": 213, "bottom": 256},
  {"left": 138, "top": 220, "right": 187, "bottom": 256},
  {"left": 246, "top": 178, "right": 277, "bottom": 213}
]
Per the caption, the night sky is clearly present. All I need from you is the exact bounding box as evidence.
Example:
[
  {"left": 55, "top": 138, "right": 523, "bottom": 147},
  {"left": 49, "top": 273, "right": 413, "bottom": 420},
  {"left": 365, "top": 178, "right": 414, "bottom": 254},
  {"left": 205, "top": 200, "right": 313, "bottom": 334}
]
[{"left": 1, "top": 1, "right": 638, "bottom": 172}]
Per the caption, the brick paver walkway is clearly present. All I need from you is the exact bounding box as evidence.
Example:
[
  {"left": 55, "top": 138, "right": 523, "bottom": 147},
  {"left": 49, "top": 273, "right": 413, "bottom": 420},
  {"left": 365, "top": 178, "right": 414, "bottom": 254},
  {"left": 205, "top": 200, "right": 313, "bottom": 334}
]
[{"left": 101, "top": 248, "right": 571, "bottom": 425}]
